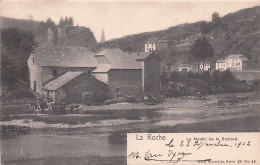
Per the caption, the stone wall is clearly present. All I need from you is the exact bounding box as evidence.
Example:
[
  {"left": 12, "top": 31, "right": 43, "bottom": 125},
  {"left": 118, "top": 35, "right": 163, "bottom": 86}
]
[{"left": 108, "top": 69, "right": 142, "bottom": 97}]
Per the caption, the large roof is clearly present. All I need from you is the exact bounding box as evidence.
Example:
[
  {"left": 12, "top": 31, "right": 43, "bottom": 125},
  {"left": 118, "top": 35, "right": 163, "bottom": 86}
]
[
  {"left": 95, "top": 49, "right": 141, "bottom": 70},
  {"left": 43, "top": 71, "right": 83, "bottom": 90},
  {"left": 216, "top": 59, "right": 225, "bottom": 63},
  {"left": 225, "top": 54, "right": 250, "bottom": 61},
  {"left": 92, "top": 64, "right": 111, "bottom": 73},
  {"left": 33, "top": 46, "right": 98, "bottom": 67}
]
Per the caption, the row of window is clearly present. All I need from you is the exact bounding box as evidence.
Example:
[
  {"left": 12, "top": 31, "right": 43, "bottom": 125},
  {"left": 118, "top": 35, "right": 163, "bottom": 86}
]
[{"left": 227, "top": 62, "right": 241, "bottom": 67}]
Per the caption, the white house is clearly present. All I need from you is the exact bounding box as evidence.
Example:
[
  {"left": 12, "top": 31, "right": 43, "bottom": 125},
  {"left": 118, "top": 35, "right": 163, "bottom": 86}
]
[
  {"left": 216, "top": 59, "right": 226, "bottom": 71},
  {"left": 178, "top": 63, "right": 193, "bottom": 72},
  {"left": 144, "top": 38, "right": 168, "bottom": 52},
  {"left": 225, "top": 54, "right": 250, "bottom": 71},
  {"left": 200, "top": 62, "right": 211, "bottom": 71}
]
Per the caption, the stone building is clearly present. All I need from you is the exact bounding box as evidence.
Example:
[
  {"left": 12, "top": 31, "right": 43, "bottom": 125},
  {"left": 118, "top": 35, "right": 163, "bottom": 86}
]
[
  {"left": 28, "top": 47, "right": 161, "bottom": 102},
  {"left": 42, "top": 72, "right": 109, "bottom": 103},
  {"left": 133, "top": 52, "right": 161, "bottom": 92},
  {"left": 28, "top": 46, "right": 98, "bottom": 96},
  {"left": 215, "top": 59, "right": 226, "bottom": 71},
  {"left": 200, "top": 62, "right": 211, "bottom": 71},
  {"left": 225, "top": 54, "right": 250, "bottom": 71},
  {"left": 93, "top": 49, "right": 143, "bottom": 97}
]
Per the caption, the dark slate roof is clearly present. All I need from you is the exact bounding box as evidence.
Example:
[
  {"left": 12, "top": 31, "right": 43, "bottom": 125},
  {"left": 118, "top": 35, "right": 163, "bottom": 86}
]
[
  {"left": 225, "top": 54, "right": 250, "bottom": 61},
  {"left": 96, "top": 49, "right": 141, "bottom": 70},
  {"left": 43, "top": 71, "right": 83, "bottom": 90},
  {"left": 95, "top": 55, "right": 110, "bottom": 64},
  {"left": 178, "top": 63, "right": 193, "bottom": 67},
  {"left": 199, "top": 62, "right": 211, "bottom": 65},
  {"left": 33, "top": 46, "right": 98, "bottom": 67},
  {"left": 93, "top": 64, "right": 111, "bottom": 73},
  {"left": 216, "top": 59, "right": 225, "bottom": 63}
]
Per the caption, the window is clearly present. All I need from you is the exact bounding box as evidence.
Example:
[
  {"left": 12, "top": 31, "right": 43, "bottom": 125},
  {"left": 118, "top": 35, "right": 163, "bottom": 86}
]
[{"left": 52, "top": 69, "right": 58, "bottom": 76}]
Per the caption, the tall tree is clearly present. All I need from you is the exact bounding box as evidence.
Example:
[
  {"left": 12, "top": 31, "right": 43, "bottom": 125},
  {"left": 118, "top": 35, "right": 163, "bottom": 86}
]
[
  {"left": 46, "top": 17, "right": 55, "bottom": 29},
  {"left": 1, "top": 28, "right": 37, "bottom": 88},
  {"left": 58, "top": 17, "right": 65, "bottom": 27},
  {"left": 190, "top": 37, "right": 214, "bottom": 72},
  {"left": 212, "top": 12, "right": 221, "bottom": 27},
  {"left": 68, "top": 17, "right": 74, "bottom": 26},
  {"left": 64, "top": 16, "right": 69, "bottom": 25}
]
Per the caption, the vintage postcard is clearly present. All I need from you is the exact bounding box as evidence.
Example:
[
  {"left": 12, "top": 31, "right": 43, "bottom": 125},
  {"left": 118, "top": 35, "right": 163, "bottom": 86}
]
[{"left": 0, "top": 0, "right": 260, "bottom": 165}]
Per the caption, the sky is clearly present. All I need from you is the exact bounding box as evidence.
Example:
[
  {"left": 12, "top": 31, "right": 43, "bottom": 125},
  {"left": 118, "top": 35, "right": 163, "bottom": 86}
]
[{"left": 1, "top": 0, "right": 259, "bottom": 41}]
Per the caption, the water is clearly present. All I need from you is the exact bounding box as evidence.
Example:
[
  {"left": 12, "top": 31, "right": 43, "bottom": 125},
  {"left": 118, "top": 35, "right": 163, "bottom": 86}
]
[{"left": 1, "top": 99, "right": 259, "bottom": 165}]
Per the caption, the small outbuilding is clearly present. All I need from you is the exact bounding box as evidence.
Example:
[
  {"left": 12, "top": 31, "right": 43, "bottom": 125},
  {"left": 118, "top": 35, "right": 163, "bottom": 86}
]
[{"left": 43, "top": 71, "right": 109, "bottom": 103}]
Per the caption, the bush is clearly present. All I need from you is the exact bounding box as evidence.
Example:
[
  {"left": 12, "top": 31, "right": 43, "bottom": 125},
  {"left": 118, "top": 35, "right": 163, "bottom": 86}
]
[
  {"left": 201, "top": 71, "right": 211, "bottom": 80},
  {"left": 251, "top": 79, "right": 260, "bottom": 91},
  {"left": 169, "top": 71, "right": 187, "bottom": 82},
  {"left": 166, "top": 88, "right": 185, "bottom": 98},
  {"left": 222, "top": 70, "right": 236, "bottom": 82},
  {"left": 211, "top": 70, "right": 222, "bottom": 82},
  {"left": 6, "top": 89, "right": 36, "bottom": 100},
  {"left": 187, "top": 71, "right": 201, "bottom": 79}
]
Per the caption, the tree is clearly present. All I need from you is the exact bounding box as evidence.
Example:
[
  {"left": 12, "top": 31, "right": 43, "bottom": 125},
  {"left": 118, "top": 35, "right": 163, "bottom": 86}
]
[
  {"left": 222, "top": 70, "right": 235, "bottom": 83},
  {"left": 64, "top": 16, "right": 69, "bottom": 25},
  {"left": 58, "top": 17, "right": 65, "bottom": 27},
  {"left": 200, "top": 21, "right": 211, "bottom": 34},
  {"left": 190, "top": 37, "right": 214, "bottom": 72},
  {"left": 212, "top": 12, "right": 221, "bottom": 27},
  {"left": 1, "top": 28, "right": 37, "bottom": 88},
  {"left": 211, "top": 70, "right": 222, "bottom": 82},
  {"left": 68, "top": 17, "right": 74, "bottom": 26},
  {"left": 46, "top": 17, "right": 55, "bottom": 29}
]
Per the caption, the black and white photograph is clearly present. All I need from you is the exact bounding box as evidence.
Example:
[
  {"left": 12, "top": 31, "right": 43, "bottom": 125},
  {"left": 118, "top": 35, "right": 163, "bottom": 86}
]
[{"left": 0, "top": 0, "right": 260, "bottom": 164}]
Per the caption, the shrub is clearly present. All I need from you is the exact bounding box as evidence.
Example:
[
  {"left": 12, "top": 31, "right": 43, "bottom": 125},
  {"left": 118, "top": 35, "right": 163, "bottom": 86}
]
[
  {"left": 201, "top": 71, "right": 211, "bottom": 80},
  {"left": 211, "top": 70, "right": 222, "bottom": 82},
  {"left": 187, "top": 71, "right": 201, "bottom": 79},
  {"left": 169, "top": 71, "right": 187, "bottom": 82},
  {"left": 252, "top": 79, "right": 260, "bottom": 91},
  {"left": 222, "top": 70, "right": 236, "bottom": 82},
  {"left": 166, "top": 88, "right": 185, "bottom": 98}
]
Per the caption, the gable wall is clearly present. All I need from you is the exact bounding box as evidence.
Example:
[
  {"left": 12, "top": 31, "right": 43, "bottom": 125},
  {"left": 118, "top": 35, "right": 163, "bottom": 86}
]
[
  {"left": 108, "top": 69, "right": 142, "bottom": 97},
  {"left": 144, "top": 54, "right": 161, "bottom": 92}
]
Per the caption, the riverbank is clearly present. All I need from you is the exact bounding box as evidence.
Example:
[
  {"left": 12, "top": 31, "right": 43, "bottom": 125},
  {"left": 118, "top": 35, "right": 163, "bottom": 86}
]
[{"left": 1, "top": 92, "right": 259, "bottom": 131}]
